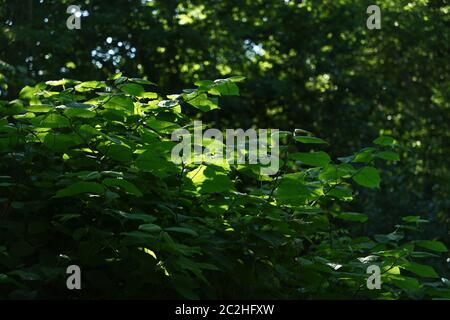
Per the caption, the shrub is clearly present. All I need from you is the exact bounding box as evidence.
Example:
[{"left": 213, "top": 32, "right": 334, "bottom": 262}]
[{"left": 0, "top": 75, "right": 448, "bottom": 299}]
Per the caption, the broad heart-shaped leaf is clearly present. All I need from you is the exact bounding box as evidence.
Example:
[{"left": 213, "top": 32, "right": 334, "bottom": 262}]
[
  {"left": 103, "top": 178, "right": 143, "bottom": 197},
  {"left": 103, "top": 96, "right": 134, "bottom": 113},
  {"left": 353, "top": 148, "right": 376, "bottom": 163},
  {"left": 376, "top": 151, "right": 400, "bottom": 161},
  {"left": 185, "top": 93, "right": 219, "bottom": 112},
  {"left": 186, "top": 165, "right": 233, "bottom": 194},
  {"left": 146, "top": 118, "right": 180, "bottom": 134},
  {"left": 200, "top": 174, "right": 233, "bottom": 194},
  {"left": 64, "top": 107, "right": 96, "bottom": 119},
  {"left": 290, "top": 151, "right": 331, "bottom": 167},
  {"left": 294, "top": 136, "right": 328, "bottom": 144},
  {"left": 55, "top": 182, "right": 105, "bottom": 198},
  {"left": 352, "top": 166, "right": 380, "bottom": 189},
  {"left": 209, "top": 79, "right": 239, "bottom": 96},
  {"left": 138, "top": 92, "right": 158, "bottom": 99},
  {"left": 43, "top": 133, "right": 83, "bottom": 152},
  {"left": 319, "top": 164, "right": 355, "bottom": 181},
  {"left": 30, "top": 114, "right": 70, "bottom": 128},
  {"left": 120, "top": 83, "right": 145, "bottom": 96},
  {"left": 78, "top": 124, "right": 102, "bottom": 138},
  {"left": 401, "top": 262, "right": 439, "bottom": 278},
  {"left": 416, "top": 240, "right": 448, "bottom": 253},
  {"left": 274, "top": 173, "right": 313, "bottom": 206},
  {"left": 373, "top": 135, "right": 395, "bottom": 146},
  {"left": 135, "top": 149, "right": 178, "bottom": 178},
  {"left": 336, "top": 212, "right": 368, "bottom": 223},
  {"left": 327, "top": 186, "right": 353, "bottom": 201},
  {"left": 109, "top": 72, "right": 122, "bottom": 80},
  {"left": 101, "top": 144, "right": 133, "bottom": 162},
  {"left": 390, "top": 275, "right": 421, "bottom": 291},
  {"left": 75, "top": 81, "right": 106, "bottom": 92}
]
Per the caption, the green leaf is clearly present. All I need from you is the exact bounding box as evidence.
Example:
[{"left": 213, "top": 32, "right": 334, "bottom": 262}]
[
  {"left": 195, "top": 80, "right": 214, "bottom": 87},
  {"left": 31, "top": 114, "right": 70, "bottom": 128},
  {"left": 319, "top": 164, "right": 354, "bottom": 181},
  {"left": 186, "top": 93, "right": 219, "bottom": 112},
  {"left": 294, "top": 136, "right": 328, "bottom": 144},
  {"left": 410, "top": 251, "right": 440, "bottom": 258},
  {"left": 103, "top": 144, "right": 133, "bottom": 162},
  {"left": 109, "top": 210, "right": 157, "bottom": 223},
  {"left": 138, "top": 92, "right": 158, "bottom": 99},
  {"left": 402, "top": 216, "right": 429, "bottom": 224},
  {"left": 135, "top": 149, "right": 177, "bottom": 177},
  {"left": 121, "top": 231, "right": 153, "bottom": 245},
  {"left": 103, "top": 178, "right": 143, "bottom": 197},
  {"left": 64, "top": 107, "right": 96, "bottom": 119},
  {"left": 45, "top": 79, "right": 73, "bottom": 87},
  {"left": 274, "top": 173, "right": 312, "bottom": 206},
  {"left": 129, "top": 78, "right": 156, "bottom": 85},
  {"left": 78, "top": 124, "right": 102, "bottom": 138},
  {"left": 401, "top": 262, "right": 439, "bottom": 278},
  {"left": 146, "top": 119, "right": 180, "bottom": 133},
  {"left": 165, "top": 227, "right": 199, "bottom": 237},
  {"left": 416, "top": 240, "right": 448, "bottom": 253},
  {"left": 103, "top": 96, "right": 134, "bottom": 112},
  {"left": 75, "top": 81, "right": 106, "bottom": 92},
  {"left": 352, "top": 166, "right": 380, "bottom": 189},
  {"left": 227, "top": 76, "right": 246, "bottom": 82},
  {"left": 290, "top": 151, "right": 331, "bottom": 167},
  {"left": 187, "top": 165, "right": 234, "bottom": 194},
  {"left": 336, "top": 212, "right": 368, "bottom": 223},
  {"left": 210, "top": 79, "right": 239, "bottom": 96},
  {"left": 376, "top": 151, "right": 400, "bottom": 161},
  {"left": 201, "top": 175, "right": 233, "bottom": 194},
  {"left": 109, "top": 72, "right": 123, "bottom": 80},
  {"left": 120, "top": 83, "right": 145, "bottom": 96},
  {"left": 26, "top": 104, "right": 53, "bottom": 113},
  {"left": 390, "top": 275, "right": 421, "bottom": 291},
  {"left": 353, "top": 148, "right": 376, "bottom": 163},
  {"left": 43, "top": 133, "right": 83, "bottom": 152},
  {"left": 373, "top": 136, "right": 395, "bottom": 146},
  {"left": 55, "top": 182, "right": 105, "bottom": 198},
  {"left": 138, "top": 224, "right": 162, "bottom": 233},
  {"left": 19, "top": 85, "right": 41, "bottom": 100}
]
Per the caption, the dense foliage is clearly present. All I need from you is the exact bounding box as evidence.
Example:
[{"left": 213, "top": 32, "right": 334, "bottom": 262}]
[
  {"left": 0, "top": 76, "right": 449, "bottom": 299},
  {"left": 1, "top": 0, "right": 449, "bottom": 242}
]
